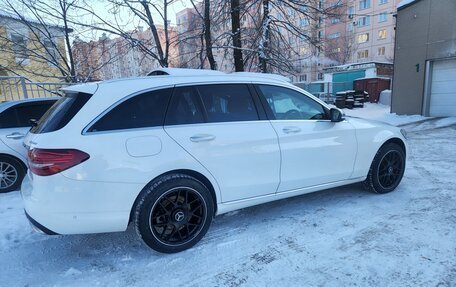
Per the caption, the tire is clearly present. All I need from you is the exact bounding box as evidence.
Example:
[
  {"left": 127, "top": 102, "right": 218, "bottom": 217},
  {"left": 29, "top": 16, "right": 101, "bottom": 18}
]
[
  {"left": 364, "top": 142, "right": 405, "bottom": 194},
  {"left": 134, "top": 174, "right": 214, "bottom": 253},
  {"left": 0, "top": 155, "right": 26, "bottom": 193}
]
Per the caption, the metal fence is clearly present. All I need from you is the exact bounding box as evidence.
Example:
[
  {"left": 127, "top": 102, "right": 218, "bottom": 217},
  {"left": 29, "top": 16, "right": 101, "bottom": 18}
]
[{"left": 0, "top": 76, "right": 71, "bottom": 102}]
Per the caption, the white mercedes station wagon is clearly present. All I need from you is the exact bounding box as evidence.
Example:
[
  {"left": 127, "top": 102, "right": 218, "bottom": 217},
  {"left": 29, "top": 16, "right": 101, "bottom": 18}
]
[{"left": 21, "top": 72, "right": 407, "bottom": 253}]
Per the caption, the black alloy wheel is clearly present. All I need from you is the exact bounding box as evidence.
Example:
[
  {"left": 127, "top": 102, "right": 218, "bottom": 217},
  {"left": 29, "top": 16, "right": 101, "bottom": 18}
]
[
  {"left": 149, "top": 186, "right": 206, "bottom": 246},
  {"left": 377, "top": 150, "right": 404, "bottom": 190},
  {"left": 134, "top": 174, "right": 214, "bottom": 253},
  {"left": 364, "top": 142, "right": 405, "bottom": 194}
]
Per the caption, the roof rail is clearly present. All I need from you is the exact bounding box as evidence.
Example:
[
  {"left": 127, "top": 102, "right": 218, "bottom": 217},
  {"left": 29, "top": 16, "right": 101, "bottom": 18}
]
[
  {"left": 232, "top": 72, "right": 291, "bottom": 83},
  {"left": 147, "top": 68, "right": 224, "bottom": 76}
]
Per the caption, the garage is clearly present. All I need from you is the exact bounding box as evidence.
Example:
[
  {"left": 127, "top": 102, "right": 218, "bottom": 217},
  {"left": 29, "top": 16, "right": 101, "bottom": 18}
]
[{"left": 429, "top": 59, "right": 456, "bottom": 117}]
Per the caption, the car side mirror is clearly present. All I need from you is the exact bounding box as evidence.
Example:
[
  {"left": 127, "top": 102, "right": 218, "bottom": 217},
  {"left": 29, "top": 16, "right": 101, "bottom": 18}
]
[
  {"left": 29, "top": 119, "right": 38, "bottom": 127},
  {"left": 330, "top": 108, "right": 344, "bottom": 122}
]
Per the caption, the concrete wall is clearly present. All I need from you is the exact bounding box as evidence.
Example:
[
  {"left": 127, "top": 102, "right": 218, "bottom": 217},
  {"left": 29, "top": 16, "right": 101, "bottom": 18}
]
[{"left": 392, "top": 0, "right": 456, "bottom": 115}]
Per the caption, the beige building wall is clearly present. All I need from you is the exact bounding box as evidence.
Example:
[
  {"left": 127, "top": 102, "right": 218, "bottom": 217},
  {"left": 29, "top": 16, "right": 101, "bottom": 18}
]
[{"left": 0, "top": 18, "right": 67, "bottom": 83}]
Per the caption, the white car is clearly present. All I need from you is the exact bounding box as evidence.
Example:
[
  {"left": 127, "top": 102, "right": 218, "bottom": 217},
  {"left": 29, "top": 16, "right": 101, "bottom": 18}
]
[
  {"left": 0, "top": 98, "right": 57, "bottom": 192},
  {"left": 21, "top": 73, "right": 407, "bottom": 253}
]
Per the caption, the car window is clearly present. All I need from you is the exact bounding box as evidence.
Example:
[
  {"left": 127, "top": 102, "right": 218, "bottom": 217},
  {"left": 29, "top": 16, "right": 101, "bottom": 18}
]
[
  {"left": 31, "top": 93, "right": 92, "bottom": 134},
  {"left": 0, "top": 101, "right": 55, "bottom": 128},
  {"left": 165, "top": 86, "right": 204, "bottom": 126},
  {"left": 257, "top": 85, "right": 327, "bottom": 120},
  {"left": 196, "top": 84, "right": 259, "bottom": 123},
  {"left": 16, "top": 102, "right": 55, "bottom": 126},
  {"left": 89, "top": 88, "right": 173, "bottom": 132}
]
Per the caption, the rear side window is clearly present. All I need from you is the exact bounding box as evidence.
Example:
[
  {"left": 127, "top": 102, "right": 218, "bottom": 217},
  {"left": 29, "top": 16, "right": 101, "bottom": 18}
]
[
  {"left": 165, "top": 86, "right": 204, "bottom": 126},
  {"left": 0, "top": 101, "right": 55, "bottom": 129},
  {"left": 196, "top": 84, "right": 259, "bottom": 123},
  {"left": 89, "top": 88, "right": 172, "bottom": 132},
  {"left": 31, "top": 93, "right": 91, "bottom": 134},
  {"left": 16, "top": 102, "right": 55, "bottom": 126}
]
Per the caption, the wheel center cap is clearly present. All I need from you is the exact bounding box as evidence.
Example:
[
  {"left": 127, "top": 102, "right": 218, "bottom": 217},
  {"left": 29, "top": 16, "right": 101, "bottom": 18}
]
[
  {"left": 388, "top": 166, "right": 394, "bottom": 174},
  {"left": 174, "top": 211, "right": 185, "bottom": 222}
]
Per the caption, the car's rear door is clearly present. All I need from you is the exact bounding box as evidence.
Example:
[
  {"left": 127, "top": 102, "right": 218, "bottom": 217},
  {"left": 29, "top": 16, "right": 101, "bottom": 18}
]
[
  {"left": 0, "top": 100, "right": 55, "bottom": 157},
  {"left": 254, "top": 84, "right": 357, "bottom": 192},
  {"left": 164, "top": 84, "right": 281, "bottom": 202}
]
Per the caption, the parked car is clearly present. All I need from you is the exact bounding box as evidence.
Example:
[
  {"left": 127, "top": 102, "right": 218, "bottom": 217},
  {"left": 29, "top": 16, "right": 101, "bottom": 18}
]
[
  {"left": 21, "top": 73, "right": 407, "bottom": 253},
  {"left": 0, "top": 97, "right": 57, "bottom": 192}
]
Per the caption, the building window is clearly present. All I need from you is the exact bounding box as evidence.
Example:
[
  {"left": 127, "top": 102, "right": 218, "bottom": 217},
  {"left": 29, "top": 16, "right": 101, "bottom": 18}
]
[
  {"left": 331, "top": 47, "right": 341, "bottom": 53},
  {"left": 11, "top": 34, "right": 29, "bottom": 63},
  {"left": 328, "top": 32, "right": 341, "bottom": 39},
  {"left": 43, "top": 39, "right": 57, "bottom": 63},
  {"left": 348, "top": 6, "right": 354, "bottom": 18},
  {"left": 318, "top": 30, "right": 323, "bottom": 39},
  {"left": 357, "top": 49, "right": 369, "bottom": 59},
  {"left": 318, "top": 73, "right": 323, "bottom": 80},
  {"left": 299, "top": 74, "right": 307, "bottom": 82},
  {"left": 378, "top": 47, "right": 385, "bottom": 56},
  {"left": 357, "top": 33, "right": 369, "bottom": 43},
  {"left": 359, "top": 0, "right": 371, "bottom": 10},
  {"left": 378, "top": 29, "right": 387, "bottom": 39},
  {"left": 331, "top": 17, "right": 340, "bottom": 24},
  {"left": 289, "top": 36, "right": 295, "bottom": 44},
  {"left": 378, "top": 12, "right": 388, "bottom": 22},
  {"left": 379, "top": 0, "right": 388, "bottom": 4},
  {"left": 348, "top": 23, "right": 354, "bottom": 32},
  {"left": 357, "top": 16, "right": 371, "bottom": 27}
]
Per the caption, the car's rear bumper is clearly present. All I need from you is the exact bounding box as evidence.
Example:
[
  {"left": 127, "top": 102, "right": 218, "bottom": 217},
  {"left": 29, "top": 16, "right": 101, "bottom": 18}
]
[
  {"left": 21, "top": 171, "right": 144, "bottom": 235},
  {"left": 24, "top": 211, "right": 59, "bottom": 235}
]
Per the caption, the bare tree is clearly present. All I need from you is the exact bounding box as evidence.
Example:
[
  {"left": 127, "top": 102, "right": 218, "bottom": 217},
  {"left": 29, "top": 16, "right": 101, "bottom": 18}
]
[
  {"left": 230, "top": 0, "right": 244, "bottom": 72},
  {"left": 75, "top": 0, "right": 178, "bottom": 69},
  {"left": 0, "top": 0, "right": 120, "bottom": 82}
]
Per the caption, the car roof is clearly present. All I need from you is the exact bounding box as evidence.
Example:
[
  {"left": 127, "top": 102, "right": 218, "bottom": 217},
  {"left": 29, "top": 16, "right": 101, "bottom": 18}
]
[
  {"left": 0, "top": 97, "right": 59, "bottom": 113},
  {"left": 62, "top": 73, "right": 293, "bottom": 96}
]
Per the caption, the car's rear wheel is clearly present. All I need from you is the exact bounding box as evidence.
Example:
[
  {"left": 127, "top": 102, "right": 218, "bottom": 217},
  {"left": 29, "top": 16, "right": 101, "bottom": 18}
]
[
  {"left": 0, "top": 156, "right": 26, "bottom": 193},
  {"left": 364, "top": 142, "right": 405, "bottom": 194},
  {"left": 134, "top": 174, "right": 214, "bottom": 253}
]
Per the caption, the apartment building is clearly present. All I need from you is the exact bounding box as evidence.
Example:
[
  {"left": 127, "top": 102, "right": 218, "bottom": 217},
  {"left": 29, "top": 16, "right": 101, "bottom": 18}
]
[
  {"left": 72, "top": 25, "right": 178, "bottom": 81},
  {"left": 349, "top": 0, "right": 398, "bottom": 63}
]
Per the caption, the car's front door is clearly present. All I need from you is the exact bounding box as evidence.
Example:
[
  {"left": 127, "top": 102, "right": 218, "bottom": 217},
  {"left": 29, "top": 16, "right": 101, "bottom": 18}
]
[
  {"left": 255, "top": 84, "right": 357, "bottom": 192},
  {"left": 164, "top": 84, "right": 281, "bottom": 202}
]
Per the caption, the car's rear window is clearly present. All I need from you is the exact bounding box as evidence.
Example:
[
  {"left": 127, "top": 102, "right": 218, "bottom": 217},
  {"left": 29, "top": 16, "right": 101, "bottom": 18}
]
[{"left": 30, "top": 92, "right": 92, "bottom": 134}]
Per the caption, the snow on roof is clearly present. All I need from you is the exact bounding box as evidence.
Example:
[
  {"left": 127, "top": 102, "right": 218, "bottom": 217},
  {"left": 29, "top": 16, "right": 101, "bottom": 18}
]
[
  {"left": 398, "top": 0, "right": 419, "bottom": 9},
  {"left": 354, "top": 76, "right": 392, "bottom": 81},
  {"left": 0, "top": 10, "right": 66, "bottom": 30}
]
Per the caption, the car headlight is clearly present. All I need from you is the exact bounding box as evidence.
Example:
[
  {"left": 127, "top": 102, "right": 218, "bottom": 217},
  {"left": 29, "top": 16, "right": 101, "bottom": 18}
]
[{"left": 400, "top": 128, "right": 407, "bottom": 139}]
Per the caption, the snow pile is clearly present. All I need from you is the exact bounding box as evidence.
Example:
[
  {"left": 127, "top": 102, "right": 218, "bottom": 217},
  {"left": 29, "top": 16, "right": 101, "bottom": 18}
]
[
  {"left": 343, "top": 103, "right": 428, "bottom": 126},
  {"left": 378, "top": 90, "right": 391, "bottom": 106}
]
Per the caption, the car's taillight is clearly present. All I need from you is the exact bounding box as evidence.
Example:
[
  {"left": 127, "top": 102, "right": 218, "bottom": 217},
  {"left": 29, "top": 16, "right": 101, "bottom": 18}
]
[{"left": 27, "top": 148, "right": 90, "bottom": 176}]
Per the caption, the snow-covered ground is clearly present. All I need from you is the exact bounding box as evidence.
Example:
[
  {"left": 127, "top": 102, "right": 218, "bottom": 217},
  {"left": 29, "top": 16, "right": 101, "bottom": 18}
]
[{"left": 1, "top": 104, "right": 456, "bottom": 287}]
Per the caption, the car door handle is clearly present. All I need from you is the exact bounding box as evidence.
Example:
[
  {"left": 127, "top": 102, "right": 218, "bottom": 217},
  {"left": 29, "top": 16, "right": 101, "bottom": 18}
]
[
  {"left": 282, "top": 126, "right": 301, "bottom": 134},
  {"left": 190, "top": 134, "right": 216, "bottom": 142},
  {"left": 6, "top": 133, "right": 25, "bottom": 139}
]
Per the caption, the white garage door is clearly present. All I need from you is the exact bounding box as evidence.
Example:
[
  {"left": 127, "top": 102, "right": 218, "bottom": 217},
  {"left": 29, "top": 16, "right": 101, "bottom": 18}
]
[{"left": 430, "top": 59, "right": 456, "bottom": 117}]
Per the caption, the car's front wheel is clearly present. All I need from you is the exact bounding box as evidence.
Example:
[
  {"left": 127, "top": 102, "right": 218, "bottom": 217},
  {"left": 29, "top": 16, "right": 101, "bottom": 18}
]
[
  {"left": 0, "top": 156, "right": 26, "bottom": 193},
  {"left": 134, "top": 174, "right": 214, "bottom": 253},
  {"left": 364, "top": 142, "right": 405, "bottom": 194}
]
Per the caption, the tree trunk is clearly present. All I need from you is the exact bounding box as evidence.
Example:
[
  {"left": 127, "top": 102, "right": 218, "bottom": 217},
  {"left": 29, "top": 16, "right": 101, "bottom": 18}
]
[
  {"left": 141, "top": 0, "right": 167, "bottom": 67},
  {"left": 230, "top": 0, "right": 244, "bottom": 72},
  {"left": 204, "top": 0, "right": 217, "bottom": 70},
  {"left": 259, "top": 0, "right": 270, "bottom": 73}
]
